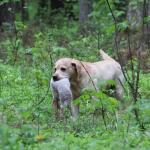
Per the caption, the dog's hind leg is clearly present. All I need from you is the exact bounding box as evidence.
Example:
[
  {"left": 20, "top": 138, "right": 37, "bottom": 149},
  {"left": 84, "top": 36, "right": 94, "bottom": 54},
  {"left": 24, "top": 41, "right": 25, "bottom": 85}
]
[{"left": 114, "top": 84, "right": 125, "bottom": 109}]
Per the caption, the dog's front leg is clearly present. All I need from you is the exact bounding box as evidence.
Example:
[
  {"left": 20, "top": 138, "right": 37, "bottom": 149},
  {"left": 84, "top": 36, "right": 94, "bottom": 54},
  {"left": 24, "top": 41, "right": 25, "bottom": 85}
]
[
  {"left": 72, "top": 94, "right": 80, "bottom": 119},
  {"left": 52, "top": 99, "right": 60, "bottom": 115}
]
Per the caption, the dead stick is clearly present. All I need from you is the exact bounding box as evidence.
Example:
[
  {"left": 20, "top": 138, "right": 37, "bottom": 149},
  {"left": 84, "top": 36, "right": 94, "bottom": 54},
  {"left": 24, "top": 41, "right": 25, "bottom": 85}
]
[
  {"left": 70, "top": 44, "right": 97, "bottom": 91},
  {"left": 135, "top": 0, "right": 146, "bottom": 103},
  {"left": 70, "top": 44, "right": 107, "bottom": 129}
]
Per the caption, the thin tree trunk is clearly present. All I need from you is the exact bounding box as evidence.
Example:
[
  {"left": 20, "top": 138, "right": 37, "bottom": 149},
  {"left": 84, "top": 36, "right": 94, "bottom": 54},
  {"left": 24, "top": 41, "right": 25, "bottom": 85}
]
[
  {"left": 15, "top": 1, "right": 20, "bottom": 13},
  {"left": 0, "top": 0, "right": 15, "bottom": 31},
  {"left": 126, "top": 0, "right": 142, "bottom": 27},
  {"left": 20, "top": 0, "right": 29, "bottom": 22},
  {"left": 79, "top": 0, "right": 93, "bottom": 35}
]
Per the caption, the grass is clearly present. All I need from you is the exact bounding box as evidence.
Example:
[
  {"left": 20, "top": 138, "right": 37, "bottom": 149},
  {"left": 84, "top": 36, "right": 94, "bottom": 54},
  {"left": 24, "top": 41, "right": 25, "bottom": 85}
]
[{"left": 0, "top": 60, "right": 150, "bottom": 149}]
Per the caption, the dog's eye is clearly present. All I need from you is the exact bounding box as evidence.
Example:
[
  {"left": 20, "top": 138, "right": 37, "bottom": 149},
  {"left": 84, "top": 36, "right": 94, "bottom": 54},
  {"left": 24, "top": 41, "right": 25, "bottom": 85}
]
[
  {"left": 54, "top": 68, "right": 56, "bottom": 72},
  {"left": 61, "top": 68, "right": 66, "bottom": 71}
]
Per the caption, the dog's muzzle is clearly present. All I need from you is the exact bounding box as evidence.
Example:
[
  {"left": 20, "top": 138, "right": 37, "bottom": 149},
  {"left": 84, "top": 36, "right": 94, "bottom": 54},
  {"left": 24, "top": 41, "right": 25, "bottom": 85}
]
[{"left": 53, "top": 74, "right": 58, "bottom": 81}]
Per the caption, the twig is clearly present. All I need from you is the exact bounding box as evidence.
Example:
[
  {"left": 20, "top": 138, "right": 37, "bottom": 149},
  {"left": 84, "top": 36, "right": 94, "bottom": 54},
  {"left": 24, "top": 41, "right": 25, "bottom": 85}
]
[
  {"left": 49, "top": 33, "right": 53, "bottom": 76},
  {"left": 127, "top": 114, "right": 131, "bottom": 133},
  {"left": 127, "top": 31, "right": 134, "bottom": 79},
  {"left": 105, "top": 0, "right": 120, "bottom": 61},
  {"left": 49, "top": 9, "right": 60, "bottom": 118},
  {"left": 70, "top": 44, "right": 97, "bottom": 91},
  {"left": 13, "top": 34, "right": 20, "bottom": 67},
  {"left": 37, "top": 71, "right": 40, "bottom": 135},
  {"left": 127, "top": 31, "right": 136, "bottom": 98},
  {"left": 105, "top": 0, "right": 129, "bottom": 86},
  {"left": 49, "top": 9, "right": 59, "bottom": 76},
  {"left": 118, "top": 78, "right": 127, "bottom": 94},
  {"left": 102, "top": 109, "right": 107, "bottom": 130},
  {"left": 95, "top": 55, "right": 101, "bottom": 62}
]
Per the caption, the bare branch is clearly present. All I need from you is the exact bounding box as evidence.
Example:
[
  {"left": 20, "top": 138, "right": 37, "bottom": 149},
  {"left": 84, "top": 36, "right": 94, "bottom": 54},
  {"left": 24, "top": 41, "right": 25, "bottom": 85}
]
[
  {"left": 70, "top": 44, "right": 108, "bottom": 129},
  {"left": 134, "top": 0, "right": 146, "bottom": 103},
  {"left": 105, "top": 0, "right": 127, "bottom": 82},
  {"left": 70, "top": 44, "right": 97, "bottom": 91}
]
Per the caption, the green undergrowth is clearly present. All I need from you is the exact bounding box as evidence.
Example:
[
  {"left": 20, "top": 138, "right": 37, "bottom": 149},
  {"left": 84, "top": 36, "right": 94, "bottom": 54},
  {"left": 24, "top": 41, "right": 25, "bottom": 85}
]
[
  {"left": 0, "top": 61, "right": 150, "bottom": 149},
  {"left": 0, "top": 28, "right": 150, "bottom": 150}
]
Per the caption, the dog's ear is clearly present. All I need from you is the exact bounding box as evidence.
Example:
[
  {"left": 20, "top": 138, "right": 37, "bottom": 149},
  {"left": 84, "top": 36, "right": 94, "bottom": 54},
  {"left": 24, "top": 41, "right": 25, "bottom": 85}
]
[{"left": 71, "top": 60, "right": 81, "bottom": 74}]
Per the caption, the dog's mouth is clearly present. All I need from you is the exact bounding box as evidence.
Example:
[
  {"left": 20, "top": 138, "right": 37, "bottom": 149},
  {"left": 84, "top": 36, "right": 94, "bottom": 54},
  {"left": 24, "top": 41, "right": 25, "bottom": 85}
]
[{"left": 53, "top": 75, "right": 69, "bottom": 82}]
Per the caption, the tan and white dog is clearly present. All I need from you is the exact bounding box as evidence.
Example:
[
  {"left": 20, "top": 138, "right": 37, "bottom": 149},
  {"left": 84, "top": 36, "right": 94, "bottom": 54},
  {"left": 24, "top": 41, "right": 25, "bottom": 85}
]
[{"left": 53, "top": 49, "right": 125, "bottom": 118}]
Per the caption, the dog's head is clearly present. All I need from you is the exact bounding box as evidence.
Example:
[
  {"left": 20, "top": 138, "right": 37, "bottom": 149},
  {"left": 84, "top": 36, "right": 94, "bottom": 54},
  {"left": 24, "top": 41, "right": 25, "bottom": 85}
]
[{"left": 53, "top": 58, "right": 83, "bottom": 82}]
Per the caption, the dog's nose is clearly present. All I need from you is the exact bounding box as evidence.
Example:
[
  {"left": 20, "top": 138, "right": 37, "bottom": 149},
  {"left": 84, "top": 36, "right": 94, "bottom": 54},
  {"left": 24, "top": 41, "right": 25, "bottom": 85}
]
[{"left": 53, "top": 74, "right": 58, "bottom": 81}]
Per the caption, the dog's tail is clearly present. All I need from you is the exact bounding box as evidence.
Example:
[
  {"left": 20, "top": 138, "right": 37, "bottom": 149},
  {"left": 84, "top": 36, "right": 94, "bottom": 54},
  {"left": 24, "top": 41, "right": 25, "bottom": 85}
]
[{"left": 99, "top": 49, "right": 113, "bottom": 60}]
